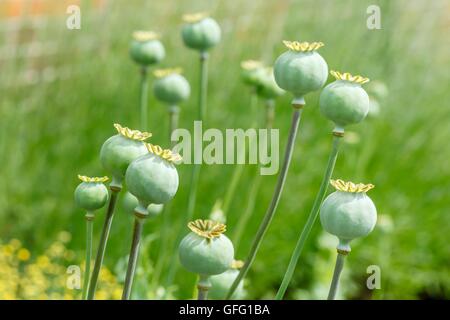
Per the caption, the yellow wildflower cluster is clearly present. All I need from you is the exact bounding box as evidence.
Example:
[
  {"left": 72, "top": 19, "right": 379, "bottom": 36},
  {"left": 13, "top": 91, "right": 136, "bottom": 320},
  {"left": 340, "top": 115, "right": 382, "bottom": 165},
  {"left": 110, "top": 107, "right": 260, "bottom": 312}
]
[{"left": 0, "top": 231, "right": 122, "bottom": 300}]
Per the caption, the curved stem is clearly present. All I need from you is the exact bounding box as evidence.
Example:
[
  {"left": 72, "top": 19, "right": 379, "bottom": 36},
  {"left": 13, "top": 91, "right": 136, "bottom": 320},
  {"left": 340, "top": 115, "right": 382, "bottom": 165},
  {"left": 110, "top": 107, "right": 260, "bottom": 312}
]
[
  {"left": 82, "top": 214, "right": 94, "bottom": 300},
  {"left": 265, "top": 99, "right": 275, "bottom": 130},
  {"left": 199, "top": 52, "right": 208, "bottom": 121},
  {"left": 163, "top": 52, "right": 209, "bottom": 291},
  {"left": 197, "top": 275, "right": 211, "bottom": 300},
  {"left": 87, "top": 188, "right": 120, "bottom": 300},
  {"left": 140, "top": 67, "right": 149, "bottom": 130},
  {"left": 232, "top": 98, "right": 271, "bottom": 247},
  {"left": 226, "top": 106, "right": 303, "bottom": 299},
  {"left": 275, "top": 134, "right": 342, "bottom": 300},
  {"left": 122, "top": 216, "right": 145, "bottom": 300},
  {"left": 185, "top": 51, "right": 208, "bottom": 222},
  {"left": 327, "top": 252, "right": 346, "bottom": 300},
  {"left": 150, "top": 204, "right": 171, "bottom": 293},
  {"left": 168, "top": 105, "right": 180, "bottom": 148}
]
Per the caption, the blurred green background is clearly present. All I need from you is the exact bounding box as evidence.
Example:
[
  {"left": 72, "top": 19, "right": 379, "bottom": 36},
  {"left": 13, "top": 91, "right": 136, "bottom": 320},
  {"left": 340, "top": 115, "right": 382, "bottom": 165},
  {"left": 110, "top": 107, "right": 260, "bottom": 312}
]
[{"left": 0, "top": 0, "right": 449, "bottom": 299}]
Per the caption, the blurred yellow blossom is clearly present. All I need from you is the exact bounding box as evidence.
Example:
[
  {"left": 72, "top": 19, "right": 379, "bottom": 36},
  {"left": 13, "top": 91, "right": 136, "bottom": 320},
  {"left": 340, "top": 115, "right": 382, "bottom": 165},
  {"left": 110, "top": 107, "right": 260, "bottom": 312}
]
[
  {"left": 17, "top": 249, "right": 31, "bottom": 261},
  {"left": 0, "top": 232, "right": 122, "bottom": 300}
]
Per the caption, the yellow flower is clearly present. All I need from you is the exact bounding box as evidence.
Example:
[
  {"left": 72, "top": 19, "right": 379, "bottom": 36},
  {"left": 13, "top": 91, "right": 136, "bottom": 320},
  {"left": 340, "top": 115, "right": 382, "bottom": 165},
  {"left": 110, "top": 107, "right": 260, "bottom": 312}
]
[
  {"left": 96, "top": 290, "right": 108, "bottom": 300},
  {"left": 17, "top": 248, "right": 31, "bottom": 261},
  {"left": 9, "top": 239, "right": 22, "bottom": 250},
  {"left": 57, "top": 231, "right": 72, "bottom": 243},
  {"left": 112, "top": 288, "right": 123, "bottom": 300},
  {"left": 2, "top": 244, "right": 14, "bottom": 256},
  {"left": 37, "top": 255, "right": 50, "bottom": 268}
]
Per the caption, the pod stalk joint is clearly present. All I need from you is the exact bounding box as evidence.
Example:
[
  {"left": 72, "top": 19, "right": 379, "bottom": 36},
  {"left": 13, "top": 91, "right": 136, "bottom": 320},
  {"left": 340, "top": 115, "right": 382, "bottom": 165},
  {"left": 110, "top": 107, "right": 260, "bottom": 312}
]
[{"left": 291, "top": 97, "right": 305, "bottom": 109}]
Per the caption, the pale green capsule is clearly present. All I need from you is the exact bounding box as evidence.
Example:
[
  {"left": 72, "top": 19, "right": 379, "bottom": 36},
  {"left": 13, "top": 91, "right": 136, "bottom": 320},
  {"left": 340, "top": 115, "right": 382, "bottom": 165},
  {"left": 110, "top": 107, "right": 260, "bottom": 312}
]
[
  {"left": 319, "top": 71, "right": 370, "bottom": 128},
  {"left": 122, "top": 191, "right": 139, "bottom": 215},
  {"left": 125, "top": 144, "right": 180, "bottom": 215},
  {"left": 179, "top": 220, "right": 234, "bottom": 276},
  {"left": 368, "top": 97, "right": 380, "bottom": 117},
  {"left": 274, "top": 41, "right": 328, "bottom": 103},
  {"left": 320, "top": 179, "right": 377, "bottom": 252},
  {"left": 240, "top": 60, "right": 266, "bottom": 87},
  {"left": 123, "top": 191, "right": 164, "bottom": 216},
  {"left": 366, "top": 80, "right": 388, "bottom": 101},
  {"left": 209, "top": 261, "right": 245, "bottom": 299},
  {"left": 100, "top": 124, "right": 151, "bottom": 187},
  {"left": 153, "top": 69, "right": 191, "bottom": 105},
  {"left": 129, "top": 31, "right": 165, "bottom": 66},
  {"left": 74, "top": 176, "right": 109, "bottom": 212},
  {"left": 256, "top": 68, "right": 285, "bottom": 99},
  {"left": 181, "top": 14, "right": 221, "bottom": 51}
]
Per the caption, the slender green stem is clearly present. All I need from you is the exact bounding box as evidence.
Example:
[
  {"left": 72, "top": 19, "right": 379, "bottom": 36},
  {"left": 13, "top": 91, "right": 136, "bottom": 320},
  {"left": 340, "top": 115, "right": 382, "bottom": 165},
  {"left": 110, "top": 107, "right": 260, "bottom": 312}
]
[
  {"left": 82, "top": 213, "right": 94, "bottom": 300},
  {"left": 168, "top": 105, "right": 180, "bottom": 148},
  {"left": 226, "top": 106, "right": 303, "bottom": 299},
  {"left": 232, "top": 172, "right": 262, "bottom": 246},
  {"left": 122, "top": 216, "right": 145, "bottom": 300},
  {"left": 149, "top": 105, "right": 179, "bottom": 295},
  {"left": 275, "top": 134, "right": 342, "bottom": 300},
  {"left": 198, "top": 289, "right": 209, "bottom": 300},
  {"left": 185, "top": 51, "right": 208, "bottom": 222},
  {"left": 163, "top": 52, "right": 209, "bottom": 291},
  {"left": 197, "top": 275, "right": 211, "bottom": 300},
  {"left": 87, "top": 188, "right": 119, "bottom": 300},
  {"left": 150, "top": 204, "right": 171, "bottom": 293},
  {"left": 140, "top": 67, "right": 149, "bottom": 130},
  {"left": 198, "top": 52, "right": 208, "bottom": 120},
  {"left": 232, "top": 98, "right": 272, "bottom": 246},
  {"left": 265, "top": 99, "right": 275, "bottom": 130},
  {"left": 327, "top": 252, "right": 347, "bottom": 300},
  {"left": 222, "top": 93, "right": 258, "bottom": 215}
]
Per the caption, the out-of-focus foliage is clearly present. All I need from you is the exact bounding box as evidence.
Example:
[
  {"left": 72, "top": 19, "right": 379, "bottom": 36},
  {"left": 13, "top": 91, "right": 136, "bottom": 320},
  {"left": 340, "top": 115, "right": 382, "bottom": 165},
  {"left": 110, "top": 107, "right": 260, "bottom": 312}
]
[{"left": 0, "top": 0, "right": 449, "bottom": 299}]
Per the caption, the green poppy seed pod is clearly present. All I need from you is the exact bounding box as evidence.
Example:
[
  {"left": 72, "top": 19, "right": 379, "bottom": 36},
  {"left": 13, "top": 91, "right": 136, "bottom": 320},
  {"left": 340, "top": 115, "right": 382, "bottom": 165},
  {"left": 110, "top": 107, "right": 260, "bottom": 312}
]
[
  {"left": 100, "top": 124, "right": 151, "bottom": 189},
  {"left": 209, "top": 260, "right": 245, "bottom": 299},
  {"left": 122, "top": 191, "right": 139, "bottom": 215},
  {"left": 366, "top": 80, "right": 388, "bottom": 101},
  {"left": 153, "top": 68, "right": 191, "bottom": 105},
  {"left": 125, "top": 143, "right": 180, "bottom": 216},
  {"left": 129, "top": 31, "right": 165, "bottom": 66},
  {"left": 368, "top": 97, "right": 380, "bottom": 117},
  {"left": 123, "top": 191, "right": 164, "bottom": 216},
  {"left": 74, "top": 175, "right": 109, "bottom": 212},
  {"left": 320, "top": 179, "right": 377, "bottom": 253},
  {"left": 240, "top": 60, "right": 266, "bottom": 87},
  {"left": 181, "top": 13, "right": 221, "bottom": 51},
  {"left": 319, "top": 71, "right": 370, "bottom": 130},
  {"left": 179, "top": 219, "right": 234, "bottom": 276},
  {"left": 274, "top": 41, "right": 328, "bottom": 104},
  {"left": 148, "top": 203, "right": 164, "bottom": 216},
  {"left": 256, "top": 67, "right": 285, "bottom": 99}
]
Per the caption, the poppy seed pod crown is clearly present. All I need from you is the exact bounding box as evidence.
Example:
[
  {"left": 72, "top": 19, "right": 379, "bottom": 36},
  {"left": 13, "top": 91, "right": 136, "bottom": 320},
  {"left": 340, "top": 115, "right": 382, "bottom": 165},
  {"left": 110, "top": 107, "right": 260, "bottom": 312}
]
[
  {"left": 181, "top": 13, "right": 221, "bottom": 51},
  {"left": 129, "top": 31, "right": 165, "bottom": 66},
  {"left": 320, "top": 179, "right": 377, "bottom": 253},
  {"left": 274, "top": 40, "right": 328, "bottom": 104},
  {"left": 74, "top": 175, "right": 109, "bottom": 212},
  {"left": 125, "top": 143, "right": 180, "bottom": 216},
  {"left": 179, "top": 219, "right": 234, "bottom": 276},
  {"left": 100, "top": 124, "right": 151, "bottom": 189},
  {"left": 319, "top": 71, "right": 370, "bottom": 130},
  {"left": 153, "top": 68, "right": 191, "bottom": 105}
]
